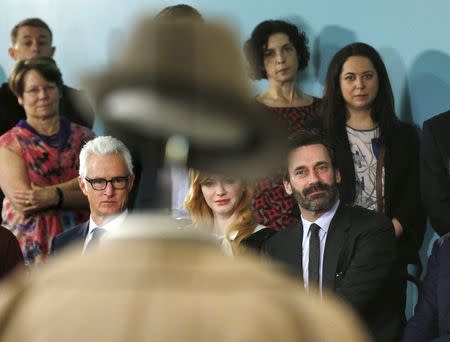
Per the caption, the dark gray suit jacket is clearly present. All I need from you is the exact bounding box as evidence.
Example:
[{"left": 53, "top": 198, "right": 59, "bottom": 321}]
[
  {"left": 263, "top": 203, "right": 402, "bottom": 342},
  {"left": 421, "top": 110, "right": 450, "bottom": 236},
  {"left": 404, "top": 233, "right": 450, "bottom": 341},
  {"left": 50, "top": 221, "right": 89, "bottom": 255}
]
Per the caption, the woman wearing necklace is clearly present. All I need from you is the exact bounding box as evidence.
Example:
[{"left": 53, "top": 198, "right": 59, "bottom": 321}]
[
  {"left": 321, "top": 42, "right": 426, "bottom": 323},
  {"left": 244, "top": 20, "right": 321, "bottom": 231},
  {"left": 184, "top": 170, "right": 274, "bottom": 255},
  {"left": 0, "top": 57, "right": 95, "bottom": 264}
]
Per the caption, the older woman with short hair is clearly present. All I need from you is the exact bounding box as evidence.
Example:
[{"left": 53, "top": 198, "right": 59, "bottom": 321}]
[
  {"left": 0, "top": 56, "right": 95, "bottom": 264},
  {"left": 244, "top": 20, "right": 321, "bottom": 231}
]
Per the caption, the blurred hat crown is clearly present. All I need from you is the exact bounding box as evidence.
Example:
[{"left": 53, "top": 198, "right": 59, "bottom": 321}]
[{"left": 86, "top": 17, "right": 287, "bottom": 179}]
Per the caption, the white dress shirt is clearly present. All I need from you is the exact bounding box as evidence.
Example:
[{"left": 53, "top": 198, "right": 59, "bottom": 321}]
[{"left": 83, "top": 210, "right": 128, "bottom": 253}]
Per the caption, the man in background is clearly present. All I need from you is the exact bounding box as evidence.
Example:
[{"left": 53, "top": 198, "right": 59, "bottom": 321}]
[{"left": 0, "top": 17, "right": 94, "bottom": 136}]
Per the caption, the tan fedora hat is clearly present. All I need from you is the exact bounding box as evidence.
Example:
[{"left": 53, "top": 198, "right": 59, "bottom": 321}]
[{"left": 85, "top": 17, "right": 287, "bottom": 179}]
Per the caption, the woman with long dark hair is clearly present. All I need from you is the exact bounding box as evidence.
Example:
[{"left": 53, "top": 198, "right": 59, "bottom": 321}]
[{"left": 321, "top": 43, "right": 426, "bottom": 327}]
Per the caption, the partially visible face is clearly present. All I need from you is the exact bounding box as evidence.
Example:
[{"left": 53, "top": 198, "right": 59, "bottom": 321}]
[
  {"left": 18, "top": 69, "right": 60, "bottom": 120},
  {"left": 200, "top": 175, "right": 244, "bottom": 219},
  {"left": 284, "top": 144, "right": 340, "bottom": 216},
  {"left": 79, "top": 154, "right": 135, "bottom": 223},
  {"left": 263, "top": 32, "right": 298, "bottom": 82},
  {"left": 339, "top": 55, "right": 379, "bottom": 113},
  {"left": 8, "top": 26, "right": 55, "bottom": 61}
]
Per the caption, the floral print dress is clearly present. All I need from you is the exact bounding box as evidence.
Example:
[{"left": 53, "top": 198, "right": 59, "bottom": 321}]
[{"left": 0, "top": 118, "right": 95, "bottom": 264}]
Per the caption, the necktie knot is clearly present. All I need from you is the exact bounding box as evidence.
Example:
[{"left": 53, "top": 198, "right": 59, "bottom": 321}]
[
  {"left": 310, "top": 223, "right": 320, "bottom": 235},
  {"left": 86, "top": 227, "right": 107, "bottom": 250}
]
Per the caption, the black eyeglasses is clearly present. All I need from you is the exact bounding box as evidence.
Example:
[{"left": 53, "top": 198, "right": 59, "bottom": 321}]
[{"left": 84, "top": 176, "right": 130, "bottom": 191}]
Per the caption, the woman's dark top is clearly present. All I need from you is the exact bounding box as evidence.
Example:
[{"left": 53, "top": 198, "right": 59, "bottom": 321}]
[
  {"left": 252, "top": 97, "right": 322, "bottom": 231},
  {"left": 332, "top": 120, "right": 426, "bottom": 264}
]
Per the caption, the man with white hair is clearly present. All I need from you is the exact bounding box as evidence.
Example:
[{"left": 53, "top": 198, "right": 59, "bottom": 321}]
[{"left": 51, "top": 136, "right": 135, "bottom": 254}]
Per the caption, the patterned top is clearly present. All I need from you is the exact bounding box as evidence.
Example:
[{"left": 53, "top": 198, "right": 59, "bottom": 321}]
[
  {"left": 252, "top": 97, "right": 322, "bottom": 231},
  {"left": 0, "top": 118, "right": 95, "bottom": 264},
  {"left": 346, "top": 125, "right": 384, "bottom": 211}
]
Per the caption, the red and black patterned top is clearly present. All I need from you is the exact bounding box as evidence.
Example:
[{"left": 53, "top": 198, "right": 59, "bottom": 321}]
[{"left": 252, "top": 97, "right": 322, "bottom": 231}]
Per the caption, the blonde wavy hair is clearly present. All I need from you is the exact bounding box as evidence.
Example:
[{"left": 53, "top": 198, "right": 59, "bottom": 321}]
[{"left": 184, "top": 169, "right": 258, "bottom": 252}]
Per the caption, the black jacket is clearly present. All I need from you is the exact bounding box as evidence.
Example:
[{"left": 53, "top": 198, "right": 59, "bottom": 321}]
[{"left": 332, "top": 120, "right": 426, "bottom": 264}]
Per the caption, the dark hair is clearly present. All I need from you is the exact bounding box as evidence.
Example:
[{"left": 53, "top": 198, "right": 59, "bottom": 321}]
[
  {"left": 8, "top": 56, "right": 63, "bottom": 96},
  {"left": 244, "top": 20, "right": 310, "bottom": 80},
  {"left": 11, "top": 18, "right": 52, "bottom": 45},
  {"left": 321, "top": 42, "right": 398, "bottom": 142},
  {"left": 285, "top": 128, "right": 337, "bottom": 178},
  {"left": 155, "top": 4, "right": 203, "bottom": 21}
]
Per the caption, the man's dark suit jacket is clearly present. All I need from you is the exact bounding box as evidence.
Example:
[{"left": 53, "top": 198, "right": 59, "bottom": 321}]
[
  {"left": 421, "top": 110, "right": 450, "bottom": 236},
  {"left": 403, "top": 233, "right": 450, "bottom": 341},
  {"left": 0, "top": 226, "right": 23, "bottom": 280},
  {"left": 263, "top": 203, "right": 402, "bottom": 342},
  {"left": 51, "top": 221, "right": 89, "bottom": 255}
]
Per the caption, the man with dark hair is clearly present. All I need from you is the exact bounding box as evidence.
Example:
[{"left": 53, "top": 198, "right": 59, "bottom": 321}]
[
  {"left": 0, "top": 17, "right": 94, "bottom": 137},
  {"left": 263, "top": 128, "right": 403, "bottom": 342}
]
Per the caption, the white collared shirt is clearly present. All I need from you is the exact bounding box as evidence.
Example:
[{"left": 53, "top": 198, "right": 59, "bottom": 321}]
[
  {"left": 301, "top": 200, "right": 340, "bottom": 290},
  {"left": 83, "top": 210, "right": 128, "bottom": 253}
]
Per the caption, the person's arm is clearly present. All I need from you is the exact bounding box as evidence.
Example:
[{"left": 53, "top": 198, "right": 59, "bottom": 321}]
[
  {"left": 403, "top": 239, "right": 441, "bottom": 341},
  {"left": 0, "top": 147, "right": 33, "bottom": 212},
  {"left": 0, "top": 145, "right": 87, "bottom": 214},
  {"left": 12, "top": 178, "right": 88, "bottom": 214},
  {"left": 421, "top": 118, "right": 450, "bottom": 236},
  {"left": 335, "top": 215, "right": 396, "bottom": 311}
]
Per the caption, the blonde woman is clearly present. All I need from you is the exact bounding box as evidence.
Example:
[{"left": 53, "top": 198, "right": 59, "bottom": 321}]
[{"left": 185, "top": 169, "right": 274, "bottom": 255}]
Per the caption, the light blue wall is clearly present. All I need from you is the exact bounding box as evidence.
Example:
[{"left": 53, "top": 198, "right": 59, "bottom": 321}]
[{"left": 2, "top": 0, "right": 450, "bottom": 126}]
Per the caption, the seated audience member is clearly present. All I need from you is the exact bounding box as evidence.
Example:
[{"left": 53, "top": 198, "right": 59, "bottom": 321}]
[
  {"left": 403, "top": 233, "right": 450, "bottom": 341},
  {"left": 263, "top": 128, "right": 402, "bottom": 342},
  {"left": 420, "top": 110, "right": 450, "bottom": 236},
  {"left": 0, "top": 18, "right": 369, "bottom": 342},
  {"left": 0, "top": 17, "right": 94, "bottom": 136},
  {"left": 51, "top": 136, "right": 135, "bottom": 254},
  {"left": 184, "top": 170, "right": 274, "bottom": 255},
  {"left": 0, "top": 226, "right": 24, "bottom": 281},
  {"left": 244, "top": 20, "right": 321, "bottom": 231},
  {"left": 0, "top": 57, "right": 94, "bottom": 264}
]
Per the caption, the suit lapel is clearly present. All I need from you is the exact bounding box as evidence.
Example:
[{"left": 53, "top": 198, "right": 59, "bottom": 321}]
[{"left": 322, "top": 204, "right": 350, "bottom": 290}]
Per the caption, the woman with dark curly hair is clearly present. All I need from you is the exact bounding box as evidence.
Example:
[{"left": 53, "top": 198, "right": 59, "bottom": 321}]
[{"left": 244, "top": 20, "right": 321, "bottom": 230}]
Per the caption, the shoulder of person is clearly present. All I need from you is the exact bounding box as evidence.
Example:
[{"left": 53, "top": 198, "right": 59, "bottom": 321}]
[
  {"left": 437, "top": 232, "right": 450, "bottom": 248},
  {"left": 62, "top": 85, "right": 83, "bottom": 96},
  {"left": 264, "top": 222, "right": 298, "bottom": 244},
  {"left": 0, "top": 226, "right": 17, "bottom": 243},
  {"left": 55, "top": 222, "right": 88, "bottom": 241},
  {"left": 424, "top": 110, "right": 450, "bottom": 128},
  {"left": 341, "top": 203, "right": 391, "bottom": 226}
]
